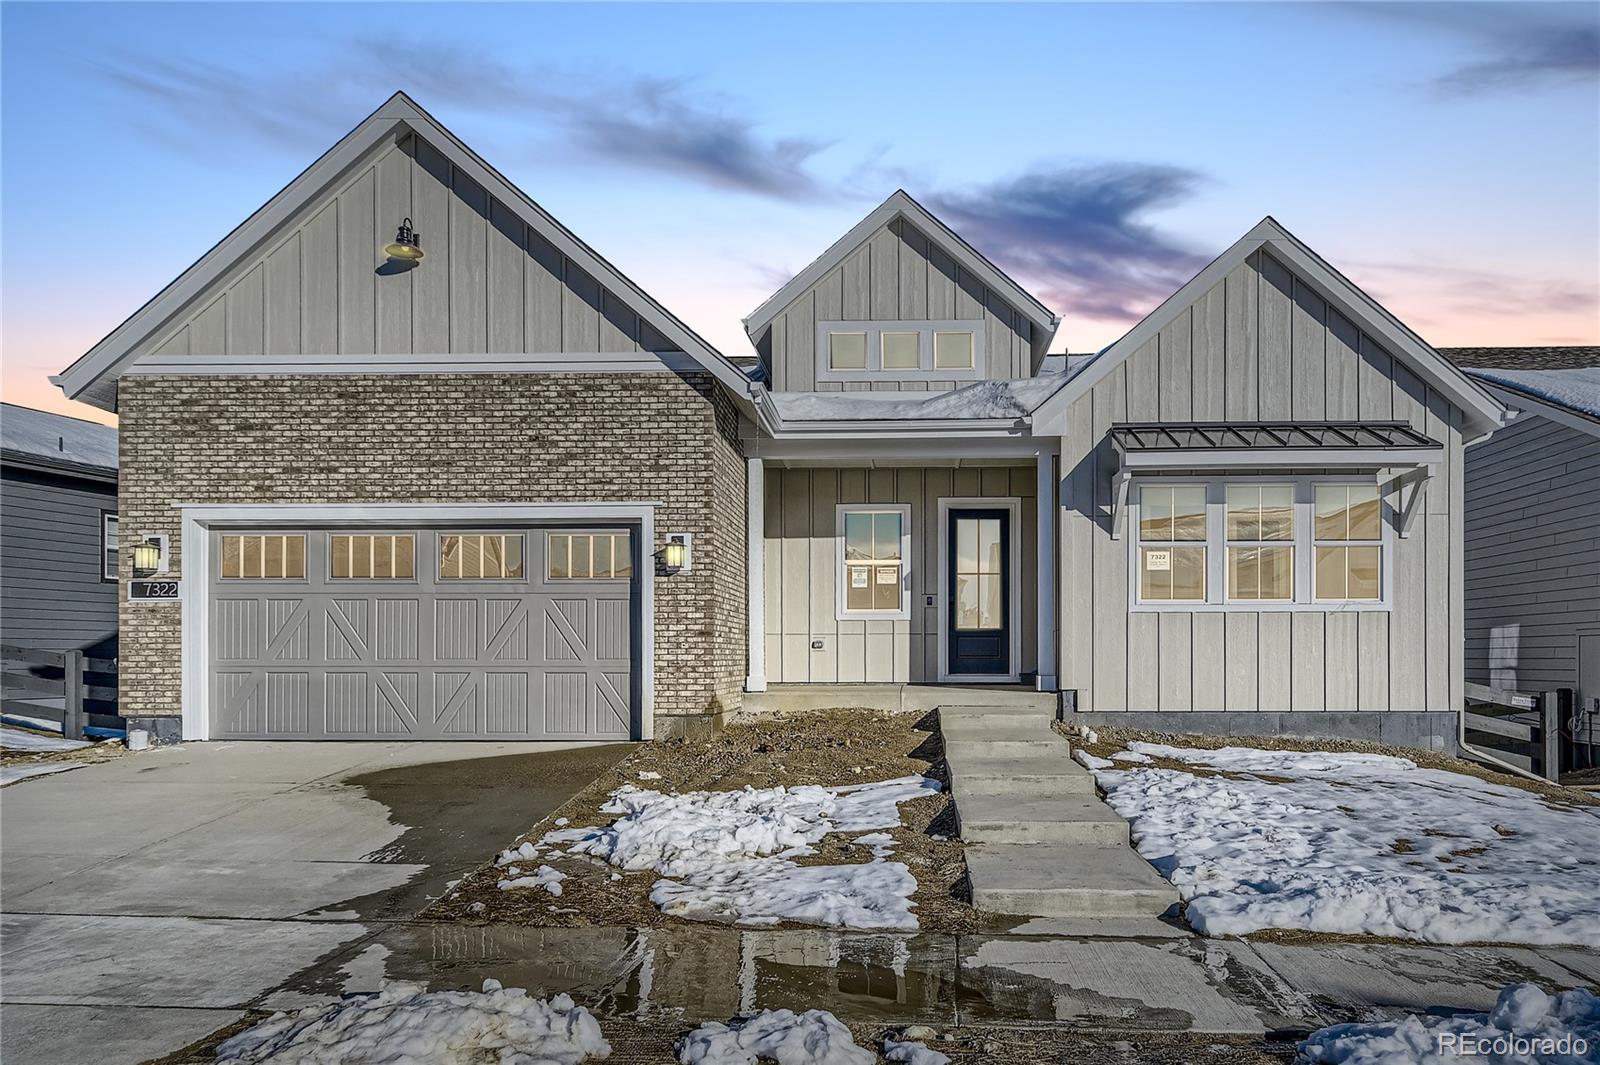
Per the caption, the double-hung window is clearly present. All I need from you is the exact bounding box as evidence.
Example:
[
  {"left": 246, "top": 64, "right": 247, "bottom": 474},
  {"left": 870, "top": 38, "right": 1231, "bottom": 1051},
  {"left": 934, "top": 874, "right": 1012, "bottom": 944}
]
[
  {"left": 101, "top": 513, "right": 118, "bottom": 581},
  {"left": 1132, "top": 479, "right": 1390, "bottom": 610},
  {"left": 837, "top": 504, "right": 911, "bottom": 619}
]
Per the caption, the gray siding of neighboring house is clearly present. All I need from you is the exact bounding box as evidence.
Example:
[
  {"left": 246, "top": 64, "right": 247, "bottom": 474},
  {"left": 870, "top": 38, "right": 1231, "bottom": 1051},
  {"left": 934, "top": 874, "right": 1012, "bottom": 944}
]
[
  {"left": 1059, "top": 249, "right": 1466, "bottom": 714},
  {"left": 1463, "top": 411, "right": 1600, "bottom": 691},
  {"left": 756, "top": 216, "right": 1034, "bottom": 393},
  {"left": 763, "top": 465, "right": 1038, "bottom": 683},
  {"left": 147, "top": 134, "right": 678, "bottom": 358},
  {"left": 0, "top": 468, "right": 118, "bottom": 650}
]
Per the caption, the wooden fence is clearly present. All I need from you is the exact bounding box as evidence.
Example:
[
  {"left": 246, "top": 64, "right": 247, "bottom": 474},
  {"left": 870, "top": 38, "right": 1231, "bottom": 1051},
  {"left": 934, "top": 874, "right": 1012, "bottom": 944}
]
[
  {"left": 1463, "top": 681, "right": 1570, "bottom": 782},
  {"left": 0, "top": 643, "right": 119, "bottom": 739}
]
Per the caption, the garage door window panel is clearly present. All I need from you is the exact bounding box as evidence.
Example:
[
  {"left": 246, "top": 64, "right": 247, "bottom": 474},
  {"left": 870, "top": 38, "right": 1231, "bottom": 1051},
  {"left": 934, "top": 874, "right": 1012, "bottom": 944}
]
[
  {"left": 221, "top": 534, "right": 307, "bottom": 580},
  {"left": 549, "top": 532, "right": 633, "bottom": 580},
  {"left": 440, "top": 534, "right": 525, "bottom": 580},
  {"left": 331, "top": 534, "right": 416, "bottom": 580}
]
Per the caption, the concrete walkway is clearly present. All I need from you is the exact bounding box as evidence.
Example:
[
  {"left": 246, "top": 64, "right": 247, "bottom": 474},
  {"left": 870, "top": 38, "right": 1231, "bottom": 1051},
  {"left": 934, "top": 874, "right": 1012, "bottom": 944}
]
[
  {"left": 0, "top": 739, "right": 631, "bottom": 1065},
  {"left": 943, "top": 705, "right": 1179, "bottom": 918}
]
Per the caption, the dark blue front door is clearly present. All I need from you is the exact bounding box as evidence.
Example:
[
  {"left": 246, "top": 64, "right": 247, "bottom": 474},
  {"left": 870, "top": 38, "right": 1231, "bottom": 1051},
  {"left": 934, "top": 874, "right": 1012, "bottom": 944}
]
[{"left": 947, "top": 508, "right": 1010, "bottom": 676}]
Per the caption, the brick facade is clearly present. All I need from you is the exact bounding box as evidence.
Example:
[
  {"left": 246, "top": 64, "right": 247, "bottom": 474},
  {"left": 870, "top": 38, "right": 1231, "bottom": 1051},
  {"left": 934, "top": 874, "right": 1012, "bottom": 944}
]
[{"left": 116, "top": 370, "right": 747, "bottom": 736}]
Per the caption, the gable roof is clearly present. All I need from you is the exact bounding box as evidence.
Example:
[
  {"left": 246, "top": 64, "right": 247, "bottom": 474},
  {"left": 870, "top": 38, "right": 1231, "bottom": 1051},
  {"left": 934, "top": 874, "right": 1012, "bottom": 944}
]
[
  {"left": 1, "top": 403, "right": 118, "bottom": 480},
  {"left": 1441, "top": 346, "right": 1600, "bottom": 371},
  {"left": 742, "top": 190, "right": 1060, "bottom": 353},
  {"left": 53, "top": 92, "right": 753, "bottom": 411},
  {"left": 1466, "top": 366, "right": 1600, "bottom": 434},
  {"left": 1031, "top": 217, "right": 1510, "bottom": 438}
]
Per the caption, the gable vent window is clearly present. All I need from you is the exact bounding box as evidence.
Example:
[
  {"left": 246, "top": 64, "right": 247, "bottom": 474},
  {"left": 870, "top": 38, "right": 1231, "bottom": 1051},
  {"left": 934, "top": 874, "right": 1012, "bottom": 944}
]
[
  {"left": 439, "top": 534, "right": 524, "bottom": 580},
  {"left": 222, "top": 534, "right": 306, "bottom": 580},
  {"left": 816, "top": 320, "right": 987, "bottom": 382},
  {"left": 828, "top": 332, "right": 868, "bottom": 370},
  {"left": 934, "top": 330, "right": 975, "bottom": 370},
  {"left": 881, "top": 331, "right": 920, "bottom": 370}
]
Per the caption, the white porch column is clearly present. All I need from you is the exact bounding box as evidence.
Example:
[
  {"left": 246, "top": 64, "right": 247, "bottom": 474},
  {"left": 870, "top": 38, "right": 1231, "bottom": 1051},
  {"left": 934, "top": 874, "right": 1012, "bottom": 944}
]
[
  {"left": 745, "top": 456, "right": 767, "bottom": 692},
  {"left": 1035, "top": 445, "right": 1059, "bottom": 691}
]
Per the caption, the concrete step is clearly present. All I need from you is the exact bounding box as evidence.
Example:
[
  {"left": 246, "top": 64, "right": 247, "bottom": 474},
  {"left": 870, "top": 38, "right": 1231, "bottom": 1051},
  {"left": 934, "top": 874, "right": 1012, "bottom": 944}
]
[
  {"left": 939, "top": 716, "right": 1061, "bottom": 743},
  {"left": 944, "top": 737, "right": 1071, "bottom": 760},
  {"left": 939, "top": 703, "right": 1057, "bottom": 722},
  {"left": 956, "top": 794, "right": 1130, "bottom": 846},
  {"left": 965, "top": 842, "right": 1181, "bottom": 918},
  {"left": 950, "top": 756, "right": 1098, "bottom": 796}
]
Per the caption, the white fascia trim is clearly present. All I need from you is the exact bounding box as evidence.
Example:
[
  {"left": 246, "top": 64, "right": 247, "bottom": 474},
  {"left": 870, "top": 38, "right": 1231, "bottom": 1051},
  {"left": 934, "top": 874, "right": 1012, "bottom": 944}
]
[
  {"left": 1118, "top": 446, "right": 1445, "bottom": 469},
  {"left": 126, "top": 352, "right": 705, "bottom": 376},
  {"left": 755, "top": 437, "right": 1054, "bottom": 464},
  {"left": 177, "top": 501, "right": 656, "bottom": 742}
]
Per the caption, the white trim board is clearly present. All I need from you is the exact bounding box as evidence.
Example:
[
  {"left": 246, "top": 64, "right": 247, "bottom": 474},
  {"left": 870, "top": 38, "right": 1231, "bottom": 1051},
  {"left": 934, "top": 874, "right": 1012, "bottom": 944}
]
[
  {"left": 936, "top": 496, "right": 1024, "bottom": 684},
  {"left": 124, "top": 352, "right": 710, "bottom": 376},
  {"left": 176, "top": 502, "right": 657, "bottom": 742},
  {"left": 54, "top": 92, "right": 754, "bottom": 411}
]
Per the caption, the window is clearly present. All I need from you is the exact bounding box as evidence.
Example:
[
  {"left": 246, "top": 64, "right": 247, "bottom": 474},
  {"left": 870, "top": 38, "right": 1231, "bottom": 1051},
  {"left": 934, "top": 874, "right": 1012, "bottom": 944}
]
[
  {"left": 828, "top": 332, "right": 867, "bottom": 370},
  {"left": 549, "top": 532, "right": 633, "bottom": 580},
  {"left": 933, "top": 330, "right": 975, "bottom": 370},
  {"left": 1130, "top": 479, "right": 1391, "bottom": 610},
  {"left": 330, "top": 534, "right": 415, "bottom": 579},
  {"left": 222, "top": 534, "right": 306, "bottom": 579},
  {"left": 1136, "top": 485, "right": 1207, "bottom": 602},
  {"left": 954, "top": 516, "right": 1005, "bottom": 629},
  {"left": 815, "top": 320, "right": 987, "bottom": 381},
  {"left": 837, "top": 504, "right": 910, "bottom": 619},
  {"left": 1314, "top": 485, "right": 1383, "bottom": 602},
  {"left": 881, "top": 331, "right": 920, "bottom": 370},
  {"left": 101, "top": 513, "right": 118, "bottom": 581},
  {"left": 1225, "top": 485, "right": 1295, "bottom": 602},
  {"left": 439, "top": 534, "right": 524, "bottom": 580}
]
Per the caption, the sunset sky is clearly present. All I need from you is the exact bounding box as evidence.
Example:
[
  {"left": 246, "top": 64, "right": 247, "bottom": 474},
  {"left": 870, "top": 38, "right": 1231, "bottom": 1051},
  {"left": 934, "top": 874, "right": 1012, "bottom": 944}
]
[{"left": 3, "top": 1, "right": 1597, "bottom": 425}]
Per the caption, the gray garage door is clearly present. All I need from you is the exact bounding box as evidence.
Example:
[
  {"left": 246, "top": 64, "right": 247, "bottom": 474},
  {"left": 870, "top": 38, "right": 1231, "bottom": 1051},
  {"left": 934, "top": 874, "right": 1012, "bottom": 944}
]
[{"left": 208, "top": 525, "right": 637, "bottom": 740}]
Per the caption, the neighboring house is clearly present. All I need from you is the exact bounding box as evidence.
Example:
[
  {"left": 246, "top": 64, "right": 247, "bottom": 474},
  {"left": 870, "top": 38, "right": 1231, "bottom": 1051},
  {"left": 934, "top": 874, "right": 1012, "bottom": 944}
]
[
  {"left": 1441, "top": 346, "right": 1599, "bottom": 754},
  {"left": 0, "top": 403, "right": 119, "bottom": 650},
  {"left": 50, "top": 92, "right": 1509, "bottom": 750}
]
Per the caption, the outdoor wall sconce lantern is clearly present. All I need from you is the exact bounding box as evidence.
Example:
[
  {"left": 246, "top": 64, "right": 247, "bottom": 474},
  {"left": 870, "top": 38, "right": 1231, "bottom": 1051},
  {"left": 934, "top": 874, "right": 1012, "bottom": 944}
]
[
  {"left": 383, "top": 218, "right": 424, "bottom": 262},
  {"left": 131, "top": 535, "right": 168, "bottom": 578},
  {"left": 658, "top": 533, "right": 692, "bottom": 573}
]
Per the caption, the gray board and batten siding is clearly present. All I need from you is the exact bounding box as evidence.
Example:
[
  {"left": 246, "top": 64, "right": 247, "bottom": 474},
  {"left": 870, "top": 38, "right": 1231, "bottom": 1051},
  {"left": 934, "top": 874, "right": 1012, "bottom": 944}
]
[
  {"left": 754, "top": 216, "right": 1036, "bottom": 393},
  {"left": 1059, "top": 248, "right": 1466, "bottom": 717},
  {"left": 146, "top": 134, "right": 681, "bottom": 361},
  {"left": 1462, "top": 406, "right": 1600, "bottom": 694}
]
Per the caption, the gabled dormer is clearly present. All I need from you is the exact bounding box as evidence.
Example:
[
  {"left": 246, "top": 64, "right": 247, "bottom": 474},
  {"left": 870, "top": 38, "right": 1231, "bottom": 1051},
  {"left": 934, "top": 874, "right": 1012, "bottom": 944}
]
[{"left": 744, "top": 191, "right": 1059, "bottom": 392}]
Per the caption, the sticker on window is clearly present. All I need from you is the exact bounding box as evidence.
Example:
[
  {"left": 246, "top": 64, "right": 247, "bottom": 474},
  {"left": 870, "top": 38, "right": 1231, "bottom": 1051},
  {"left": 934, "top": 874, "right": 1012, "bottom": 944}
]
[
  {"left": 876, "top": 566, "right": 898, "bottom": 585},
  {"left": 851, "top": 567, "right": 869, "bottom": 589},
  {"left": 1146, "top": 549, "right": 1171, "bottom": 571}
]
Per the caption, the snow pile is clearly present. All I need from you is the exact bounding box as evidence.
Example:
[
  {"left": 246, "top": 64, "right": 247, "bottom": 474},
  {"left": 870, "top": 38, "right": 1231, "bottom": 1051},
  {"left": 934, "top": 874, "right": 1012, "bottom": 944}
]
[
  {"left": 214, "top": 979, "right": 611, "bottom": 1064},
  {"left": 1088, "top": 742, "right": 1600, "bottom": 943},
  {"left": 508, "top": 776, "right": 939, "bottom": 929},
  {"left": 677, "top": 1009, "right": 873, "bottom": 1065},
  {"left": 883, "top": 1037, "right": 951, "bottom": 1065},
  {"left": 497, "top": 864, "right": 567, "bottom": 895},
  {"left": 1, "top": 762, "right": 86, "bottom": 785},
  {"left": 1296, "top": 982, "right": 1600, "bottom": 1064},
  {"left": 0, "top": 728, "right": 92, "bottom": 752},
  {"left": 1468, "top": 366, "right": 1600, "bottom": 420},
  {"left": 770, "top": 377, "right": 1066, "bottom": 423}
]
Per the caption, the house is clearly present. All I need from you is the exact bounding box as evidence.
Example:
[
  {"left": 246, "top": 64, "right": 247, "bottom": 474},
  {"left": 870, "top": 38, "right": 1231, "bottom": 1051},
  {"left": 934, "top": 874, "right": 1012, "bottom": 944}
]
[
  {"left": 0, "top": 403, "right": 119, "bottom": 652},
  {"left": 1442, "top": 346, "right": 1599, "bottom": 760},
  {"left": 50, "top": 92, "right": 1510, "bottom": 749}
]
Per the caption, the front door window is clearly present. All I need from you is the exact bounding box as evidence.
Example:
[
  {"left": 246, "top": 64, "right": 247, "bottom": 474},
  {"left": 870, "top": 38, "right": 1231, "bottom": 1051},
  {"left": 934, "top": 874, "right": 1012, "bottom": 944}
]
[{"left": 947, "top": 508, "right": 1010, "bottom": 676}]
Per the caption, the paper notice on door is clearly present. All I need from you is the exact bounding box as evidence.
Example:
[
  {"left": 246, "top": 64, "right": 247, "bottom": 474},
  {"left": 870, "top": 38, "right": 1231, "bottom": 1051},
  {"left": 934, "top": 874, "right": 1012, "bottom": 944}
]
[
  {"left": 851, "top": 568, "right": 869, "bottom": 589},
  {"left": 876, "top": 566, "right": 898, "bottom": 585},
  {"left": 1146, "top": 549, "right": 1171, "bottom": 571}
]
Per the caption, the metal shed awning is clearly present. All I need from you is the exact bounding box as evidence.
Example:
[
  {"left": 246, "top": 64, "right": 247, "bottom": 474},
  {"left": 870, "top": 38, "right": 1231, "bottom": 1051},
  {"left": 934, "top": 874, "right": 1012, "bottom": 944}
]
[{"left": 1109, "top": 421, "right": 1443, "bottom": 469}]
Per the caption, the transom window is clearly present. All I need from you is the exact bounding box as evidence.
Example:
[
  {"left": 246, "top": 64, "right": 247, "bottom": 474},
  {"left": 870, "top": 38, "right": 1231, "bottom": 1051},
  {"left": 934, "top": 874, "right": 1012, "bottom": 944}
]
[
  {"left": 1131, "top": 480, "right": 1390, "bottom": 610},
  {"left": 816, "top": 320, "right": 986, "bottom": 381},
  {"left": 548, "top": 532, "right": 633, "bottom": 581},
  {"left": 439, "top": 534, "right": 524, "bottom": 580},
  {"left": 330, "top": 534, "right": 415, "bottom": 579},
  {"left": 222, "top": 534, "right": 306, "bottom": 580},
  {"left": 837, "top": 504, "right": 910, "bottom": 619}
]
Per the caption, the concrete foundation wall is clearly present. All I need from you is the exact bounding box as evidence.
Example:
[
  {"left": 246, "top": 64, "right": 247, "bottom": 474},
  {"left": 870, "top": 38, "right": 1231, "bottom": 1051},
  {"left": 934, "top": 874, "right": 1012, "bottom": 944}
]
[{"left": 1063, "top": 709, "right": 1460, "bottom": 755}]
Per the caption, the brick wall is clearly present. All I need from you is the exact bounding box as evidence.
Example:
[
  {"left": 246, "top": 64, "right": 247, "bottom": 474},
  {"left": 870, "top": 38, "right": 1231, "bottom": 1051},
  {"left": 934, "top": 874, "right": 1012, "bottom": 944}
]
[{"left": 116, "top": 370, "right": 747, "bottom": 734}]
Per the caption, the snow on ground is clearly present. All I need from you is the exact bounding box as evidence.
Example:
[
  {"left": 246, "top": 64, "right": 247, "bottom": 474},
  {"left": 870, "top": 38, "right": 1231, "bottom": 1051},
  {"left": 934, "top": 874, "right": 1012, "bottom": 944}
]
[
  {"left": 214, "top": 979, "right": 610, "bottom": 1064},
  {"left": 1089, "top": 742, "right": 1600, "bottom": 944},
  {"left": 0, "top": 727, "right": 92, "bottom": 752},
  {"left": 882, "top": 1037, "right": 951, "bottom": 1065},
  {"left": 677, "top": 1009, "right": 874, "bottom": 1065},
  {"left": 500, "top": 776, "right": 940, "bottom": 929},
  {"left": 497, "top": 864, "right": 567, "bottom": 895},
  {"left": 1296, "top": 982, "right": 1600, "bottom": 1065},
  {"left": 0, "top": 762, "right": 86, "bottom": 785}
]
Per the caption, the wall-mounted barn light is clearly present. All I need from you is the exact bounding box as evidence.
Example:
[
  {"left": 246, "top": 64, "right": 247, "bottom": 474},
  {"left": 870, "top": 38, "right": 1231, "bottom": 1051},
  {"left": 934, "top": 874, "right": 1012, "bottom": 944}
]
[
  {"left": 131, "top": 535, "right": 168, "bottom": 578},
  {"left": 383, "top": 218, "right": 424, "bottom": 262},
  {"left": 658, "top": 533, "right": 692, "bottom": 573}
]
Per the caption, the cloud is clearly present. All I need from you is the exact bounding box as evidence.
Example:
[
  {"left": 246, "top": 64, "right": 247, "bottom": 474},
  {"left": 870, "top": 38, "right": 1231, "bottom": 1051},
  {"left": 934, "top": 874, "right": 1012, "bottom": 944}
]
[
  {"left": 927, "top": 163, "right": 1212, "bottom": 325},
  {"left": 89, "top": 42, "right": 832, "bottom": 199},
  {"left": 1353, "top": 258, "right": 1598, "bottom": 333}
]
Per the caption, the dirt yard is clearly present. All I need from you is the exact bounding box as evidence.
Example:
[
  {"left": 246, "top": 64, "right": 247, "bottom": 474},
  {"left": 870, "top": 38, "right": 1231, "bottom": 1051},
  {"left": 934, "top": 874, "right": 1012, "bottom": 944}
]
[{"left": 425, "top": 707, "right": 1008, "bottom": 935}]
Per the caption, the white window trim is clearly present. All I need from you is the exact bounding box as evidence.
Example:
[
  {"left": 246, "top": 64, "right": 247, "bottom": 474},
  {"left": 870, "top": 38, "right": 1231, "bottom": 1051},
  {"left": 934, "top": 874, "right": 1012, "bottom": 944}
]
[
  {"left": 834, "top": 503, "right": 912, "bottom": 621},
  {"left": 815, "top": 320, "right": 987, "bottom": 382},
  {"left": 101, "top": 512, "right": 118, "bottom": 582},
  {"left": 1128, "top": 476, "right": 1394, "bottom": 613}
]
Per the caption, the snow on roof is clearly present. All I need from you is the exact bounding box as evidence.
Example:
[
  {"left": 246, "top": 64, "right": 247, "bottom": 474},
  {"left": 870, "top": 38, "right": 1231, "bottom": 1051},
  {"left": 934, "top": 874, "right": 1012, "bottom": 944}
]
[
  {"left": 0, "top": 403, "right": 117, "bottom": 474},
  {"left": 1466, "top": 366, "right": 1600, "bottom": 422},
  {"left": 769, "top": 376, "right": 1069, "bottom": 422}
]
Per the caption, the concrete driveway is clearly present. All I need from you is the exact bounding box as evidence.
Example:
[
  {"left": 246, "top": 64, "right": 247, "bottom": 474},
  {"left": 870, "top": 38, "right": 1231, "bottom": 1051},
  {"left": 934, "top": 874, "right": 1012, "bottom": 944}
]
[{"left": 0, "top": 739, "right": 632, "bottom": 1065}]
